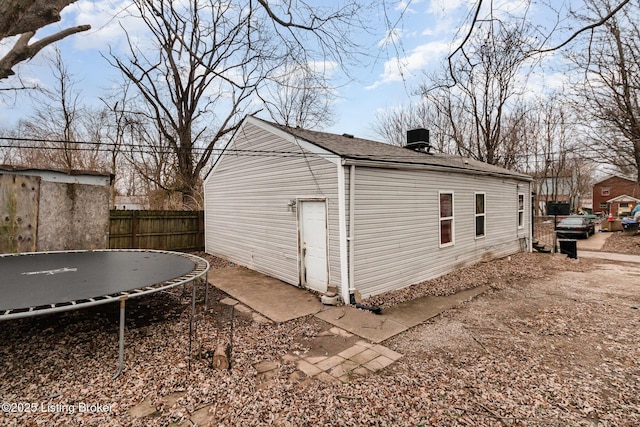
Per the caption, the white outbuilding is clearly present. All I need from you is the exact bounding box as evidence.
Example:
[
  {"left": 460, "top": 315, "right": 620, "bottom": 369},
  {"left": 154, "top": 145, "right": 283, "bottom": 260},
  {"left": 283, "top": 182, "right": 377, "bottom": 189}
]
[{"left": 204, "top": 116, "right": 532, "bottom": 304}]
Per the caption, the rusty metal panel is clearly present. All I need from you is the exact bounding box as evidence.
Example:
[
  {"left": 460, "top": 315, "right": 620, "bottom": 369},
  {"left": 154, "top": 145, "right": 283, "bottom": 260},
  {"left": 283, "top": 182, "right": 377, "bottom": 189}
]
[{"left": 0, "top": 174, "right": 40, "bottom": 253}]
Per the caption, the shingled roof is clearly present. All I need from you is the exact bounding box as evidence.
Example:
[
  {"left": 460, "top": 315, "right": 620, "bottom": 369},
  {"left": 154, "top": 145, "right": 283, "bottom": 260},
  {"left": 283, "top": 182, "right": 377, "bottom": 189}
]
[{"left": 255, "top": 117, "right": 531, "bottom": 180}]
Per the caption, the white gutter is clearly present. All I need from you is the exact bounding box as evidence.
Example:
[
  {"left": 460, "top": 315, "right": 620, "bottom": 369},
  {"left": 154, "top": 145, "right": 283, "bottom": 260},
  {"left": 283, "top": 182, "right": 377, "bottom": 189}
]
[
  {"left": 529, "top": 182, "right": 534, "bottom": 252},
  {"left": 337, "top": 162, "right": 350, "bottom": 304},
  {"left": 348, "top": 165, "right": 355, "bottom": 297}
]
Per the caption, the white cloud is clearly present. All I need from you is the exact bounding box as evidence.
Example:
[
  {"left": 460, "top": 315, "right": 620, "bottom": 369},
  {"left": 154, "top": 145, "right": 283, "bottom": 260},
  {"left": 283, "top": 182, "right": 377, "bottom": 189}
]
[
  {"left": 427, "top": 0, "right": 467, "bottom": 16},
  {"left": 367, "top": 40, "right": 450, "bottom": 89},
  {"left": 421, "top": 16, "right": 456, "bottom": 37},
  {"left": 60, "top": 0, "right": 150, "bottom": 52},
  {"left": 395, "top": 0, "right": 424, "bottom": 14},
  {"left": 378, "top": 28, "right": 403, "bottom": 48},
  {"left": 0, "top": 35, "right": 18, "bottom": 58}
]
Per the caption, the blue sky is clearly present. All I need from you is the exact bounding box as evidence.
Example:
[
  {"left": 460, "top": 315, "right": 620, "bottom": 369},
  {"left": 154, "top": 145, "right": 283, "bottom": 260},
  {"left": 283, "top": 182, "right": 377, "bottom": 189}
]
[{"left": 0, "top": 0, "right": 575, "bottom": 141}]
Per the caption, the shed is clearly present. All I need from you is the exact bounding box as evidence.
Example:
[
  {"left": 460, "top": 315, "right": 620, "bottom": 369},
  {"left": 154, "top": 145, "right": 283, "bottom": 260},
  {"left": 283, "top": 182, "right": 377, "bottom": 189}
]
[
  {"left": 0, "top": 165, "right": 113, "bottom": 253},
  {"left": 204, "top": 116, "right": 533, "bottom": 304}
]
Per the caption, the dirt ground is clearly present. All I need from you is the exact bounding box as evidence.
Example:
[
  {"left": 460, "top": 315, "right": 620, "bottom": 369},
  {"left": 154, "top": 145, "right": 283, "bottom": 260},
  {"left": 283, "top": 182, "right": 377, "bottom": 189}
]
[
  {"left": 1, "top": 252, "right": 639, "bottom": 426},
  {"left": 601, "top": 231, "right": 640, "bottom": 255}
]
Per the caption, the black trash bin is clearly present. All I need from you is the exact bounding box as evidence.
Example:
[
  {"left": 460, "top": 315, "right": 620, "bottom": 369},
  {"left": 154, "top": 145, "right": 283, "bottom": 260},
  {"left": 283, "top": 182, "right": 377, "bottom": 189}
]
[
  {"left": 558, "top": 239, "right": 577, "bottom": 259},
  {"left": 622, "top": 218, "right": 639, "bottom": 235}
]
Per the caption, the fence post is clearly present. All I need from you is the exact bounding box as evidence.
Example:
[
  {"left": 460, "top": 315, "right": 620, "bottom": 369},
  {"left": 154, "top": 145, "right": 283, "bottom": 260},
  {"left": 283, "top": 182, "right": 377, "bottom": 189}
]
[
  {"left": 131, "top": 210, "right": 139, "bottom": 249},
  {"left": 198, "top": 211, "right": 205, "bottom": 251}
]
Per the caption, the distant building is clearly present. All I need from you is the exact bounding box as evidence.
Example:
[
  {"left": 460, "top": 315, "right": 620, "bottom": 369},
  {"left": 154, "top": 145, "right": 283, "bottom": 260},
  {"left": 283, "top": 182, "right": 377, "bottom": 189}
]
[
  {"left": 532, "top": 171, "right": 577, "bottom": 215},
  {"left": 592, "top": 175, "right": 640, "bottom": 216},
  {"left": 113, "top": 195, "right": 148, "bottom": 210}
]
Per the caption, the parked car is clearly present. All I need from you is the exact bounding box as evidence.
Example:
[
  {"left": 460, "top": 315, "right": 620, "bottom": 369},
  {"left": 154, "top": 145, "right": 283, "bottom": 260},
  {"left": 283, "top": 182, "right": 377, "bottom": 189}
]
[{"left": 555, "top": 216, "right": 595, "bottom": 239}]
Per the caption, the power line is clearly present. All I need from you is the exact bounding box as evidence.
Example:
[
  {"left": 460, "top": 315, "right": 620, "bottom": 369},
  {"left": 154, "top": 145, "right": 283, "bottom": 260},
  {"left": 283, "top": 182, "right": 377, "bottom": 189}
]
[{"left": 0, "top": 135, "right": 623, "bottom": 162}]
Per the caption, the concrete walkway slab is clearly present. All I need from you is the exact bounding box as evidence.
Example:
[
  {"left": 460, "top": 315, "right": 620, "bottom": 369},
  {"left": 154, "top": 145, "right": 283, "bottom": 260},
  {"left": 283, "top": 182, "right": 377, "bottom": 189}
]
[
  {"left": 210, "top": 266, "right": 323, "bottom": 323},
  {"left": 211, "top": 265, "right": 491, "bottom": 342},
  {"left": 382, "top": 285, "right": 490, "bottom": 328},
  {"left": 315, "top": 307, "right": 407, "bottom": 343},
  {"left": 577, "top": 228, "right": 611, "bottom": 251},
  {"left": 315, "top": 286, "right": 489, "bottom": 343},
  {"left": 579, "top": 251, "right": 640, "bottom": 263}
]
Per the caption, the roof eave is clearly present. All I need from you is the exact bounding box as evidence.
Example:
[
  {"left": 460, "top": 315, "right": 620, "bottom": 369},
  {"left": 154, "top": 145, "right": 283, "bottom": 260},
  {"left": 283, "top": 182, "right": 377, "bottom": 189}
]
[{"left": 341, "top": 157, "right": 533, "bottom": 181}]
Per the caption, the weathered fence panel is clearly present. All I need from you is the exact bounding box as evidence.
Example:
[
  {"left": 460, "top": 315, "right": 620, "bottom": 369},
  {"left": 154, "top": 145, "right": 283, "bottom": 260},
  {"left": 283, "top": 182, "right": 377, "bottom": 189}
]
[
  {"left": 0, "top": 174, "right": 39, "bottom": 253},
  {"left": 109, "top": 210, "right": 204, "bottom": 251}
]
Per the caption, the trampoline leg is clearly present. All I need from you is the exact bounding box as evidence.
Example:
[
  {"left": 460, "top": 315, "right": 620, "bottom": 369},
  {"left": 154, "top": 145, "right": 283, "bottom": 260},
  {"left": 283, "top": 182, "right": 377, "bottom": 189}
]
[
  {"left": 204, "top": 272, "right": 209, "bottom": 311},
  {"left": 112, "top": 297, "right": 127, "bottom": 380},
  {"left": 189, "top": 280, "right": 196, "bottom": 371}
]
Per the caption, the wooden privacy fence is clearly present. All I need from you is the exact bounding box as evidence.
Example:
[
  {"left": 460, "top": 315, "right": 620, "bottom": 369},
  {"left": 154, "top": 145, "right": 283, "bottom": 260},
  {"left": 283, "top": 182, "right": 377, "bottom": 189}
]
[{"left": 109, "top": 210, "right": 204, "bottom": 251}]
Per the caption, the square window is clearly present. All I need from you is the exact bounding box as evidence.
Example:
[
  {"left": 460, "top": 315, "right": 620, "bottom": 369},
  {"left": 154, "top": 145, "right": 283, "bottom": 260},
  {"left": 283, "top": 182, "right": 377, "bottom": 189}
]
[{"left": 601, "top": 187, "right": 610, "bottom": 196}]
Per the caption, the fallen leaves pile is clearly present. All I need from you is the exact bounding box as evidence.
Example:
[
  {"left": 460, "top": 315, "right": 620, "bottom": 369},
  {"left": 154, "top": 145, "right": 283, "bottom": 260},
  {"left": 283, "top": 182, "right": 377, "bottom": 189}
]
[
  {"left": 1, "top": 252, "right": 639, "bottom": 426},
  {"left": 366, "top": 252, "right": 594, "bottom": 308},
  {"left": 601, "top": 231, "right": 640, "bottom": 255}
]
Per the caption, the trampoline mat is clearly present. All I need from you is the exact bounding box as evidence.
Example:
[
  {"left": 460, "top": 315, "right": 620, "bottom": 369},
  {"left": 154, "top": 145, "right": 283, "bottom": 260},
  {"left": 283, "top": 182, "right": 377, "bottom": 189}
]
[{"left": 0, "top": 251, "right": 196, "bottom": 312}]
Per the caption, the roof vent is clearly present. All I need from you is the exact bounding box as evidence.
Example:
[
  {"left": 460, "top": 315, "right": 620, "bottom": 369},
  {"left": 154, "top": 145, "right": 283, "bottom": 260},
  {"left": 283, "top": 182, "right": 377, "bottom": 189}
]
[
  {"left": 342, "top": 133, "right": 354, "bottom": 138},
  {"left": 405, "top": 128, "right": 431, "bottom": 154}
]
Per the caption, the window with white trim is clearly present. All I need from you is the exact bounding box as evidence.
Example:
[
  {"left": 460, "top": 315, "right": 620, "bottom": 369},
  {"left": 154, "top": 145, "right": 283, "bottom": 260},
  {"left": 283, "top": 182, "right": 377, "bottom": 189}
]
[
  {"left": 439, "top": 192, "right": 454, "bottom": 246},
  {"left": 475, "top": 192, "right": 486, "bottom": 238},
  {"left": 518, "top": 193, "right": 525, "bottom": 229}
]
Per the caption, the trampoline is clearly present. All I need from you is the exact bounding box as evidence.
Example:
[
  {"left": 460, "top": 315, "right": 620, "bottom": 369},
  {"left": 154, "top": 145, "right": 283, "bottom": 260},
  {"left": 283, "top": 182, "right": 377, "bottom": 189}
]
[{"left": 0, "top": 249, "right": 210, "bottom": 377}]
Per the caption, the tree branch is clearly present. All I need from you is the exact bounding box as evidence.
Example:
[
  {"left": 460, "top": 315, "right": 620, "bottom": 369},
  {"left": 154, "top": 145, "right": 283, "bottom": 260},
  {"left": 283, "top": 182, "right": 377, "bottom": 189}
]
[
  {"left": 535, "top": 0, "right": 632, "bottom": 54},
  {"left": 0, "top": 25, "right": 90, "bottom": 79},
  {"left": 0, "top": 0, "right": 81, "bottom": 38}
]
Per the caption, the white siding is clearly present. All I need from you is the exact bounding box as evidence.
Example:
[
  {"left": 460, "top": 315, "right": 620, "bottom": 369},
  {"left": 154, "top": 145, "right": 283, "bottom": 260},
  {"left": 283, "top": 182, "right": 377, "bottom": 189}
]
[
  {"left": 204, "top": 120, "right": 343, "bottom": 288},
  {"left": 352, "top": 166, "right": 530, "bottom": 297}
]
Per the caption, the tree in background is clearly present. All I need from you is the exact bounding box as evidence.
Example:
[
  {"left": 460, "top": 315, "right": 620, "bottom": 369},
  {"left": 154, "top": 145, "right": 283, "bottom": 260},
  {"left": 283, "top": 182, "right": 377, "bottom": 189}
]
[
  {"left": 109, "top": 0, "right": 370, "bottom": 209},
  {"left": 569, "top": 0, "right": 640, "bottom": 181},
  {"left": 12, "top": 48, "right": 111, "bottom": 171},
  {"left": 372, "top": 100, "right": 451, "bottom": 152},
  {"left": 260, "top": 63, "right": 336, "bottom": 129},
  {"left": 417, "top": 17, "right": 537, "bottom": 168}
]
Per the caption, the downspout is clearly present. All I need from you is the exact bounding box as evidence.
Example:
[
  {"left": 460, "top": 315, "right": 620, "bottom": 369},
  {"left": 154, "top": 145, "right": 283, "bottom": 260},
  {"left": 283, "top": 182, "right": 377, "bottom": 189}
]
[
  {"left": 349, "top": 165, "right": 355, "bottom": 297},
  {"left": 528, "top": 181, "right": 533, "bottom": 252},
  {"left": 337, "top": 161, "right": 350, "bottom": 304}
]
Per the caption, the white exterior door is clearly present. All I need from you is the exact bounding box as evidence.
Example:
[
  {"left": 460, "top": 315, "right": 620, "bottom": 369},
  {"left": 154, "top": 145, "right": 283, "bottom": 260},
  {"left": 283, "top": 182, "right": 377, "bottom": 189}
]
[{"left": 299, "top": 200, "right": 328, "bottom": 293}]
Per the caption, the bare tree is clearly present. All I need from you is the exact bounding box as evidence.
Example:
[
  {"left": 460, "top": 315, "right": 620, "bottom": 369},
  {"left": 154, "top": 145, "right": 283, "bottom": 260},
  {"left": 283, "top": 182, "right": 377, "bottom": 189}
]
[
  {"left": 569, "top": 0, "right": 640, "bottom": 181},
  {"left": 0, "top": 0, "right": 90, "bottom": 80},
  {"left": 372, "top": 100, "right": 452, "bottom": 152},
  {"left": 15, "top": 48, "right": 109, "bottom": 171},
  {"left": 513, "top": 94, "right": 595, "bottom": 214},
  {"left": 447, "top": 0, "right": 633, "bottom": 80},
  {"left": 419, "top": 17, "right": 537, "bottom": 168},
  {"left": 260, "top": 64, "right": 336, "bottom": 129},
  {"left": 109, "top": 0, "right": 370, "bottom": 209}
]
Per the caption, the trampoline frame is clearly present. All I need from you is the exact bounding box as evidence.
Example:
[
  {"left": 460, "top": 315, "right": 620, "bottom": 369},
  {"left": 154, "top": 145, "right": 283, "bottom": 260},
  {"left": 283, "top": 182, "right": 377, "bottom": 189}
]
[{"left": 0, "top": 249, "right": 210, "bottom": 378}]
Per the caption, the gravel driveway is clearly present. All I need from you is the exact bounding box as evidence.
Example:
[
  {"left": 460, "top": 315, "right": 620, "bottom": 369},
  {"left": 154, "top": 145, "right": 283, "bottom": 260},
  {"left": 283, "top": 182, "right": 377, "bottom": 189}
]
[{"left": 1, "top": 252, "right": 639, "bottom": 426}]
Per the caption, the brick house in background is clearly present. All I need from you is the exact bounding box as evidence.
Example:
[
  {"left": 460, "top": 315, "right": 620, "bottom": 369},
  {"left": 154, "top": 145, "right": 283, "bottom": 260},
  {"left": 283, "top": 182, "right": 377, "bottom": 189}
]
[{"left": 592, "top": 175, "right": 640, "bottom": 216}]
